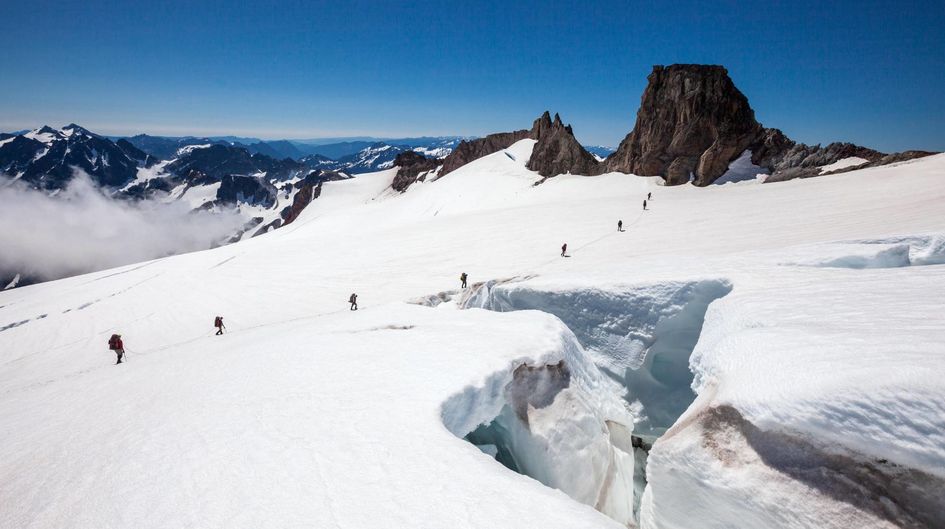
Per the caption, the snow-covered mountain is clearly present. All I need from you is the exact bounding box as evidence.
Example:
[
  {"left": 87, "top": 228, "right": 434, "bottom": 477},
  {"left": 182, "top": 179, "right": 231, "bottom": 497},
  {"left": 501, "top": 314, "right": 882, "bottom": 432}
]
[
  {"left": 121, "top": 134, "right": 466, "bottom": 174},
  {"left": 300, "top": 136, "right": 467, "bottom": 160},
  {"left": 123, "top": 134, "right": 468, "bottom": 166},
  {"left": 408, "top": 137, "right": 466, "bottom": 158},
  {"left": 0, "top": 124, "right": 155, "bottom": 189},
  {"left": 335, "top": 142, "right": 412, "bottom": 173},
  {"left": 124, "top": 134, "right": 311, "bottom": 161},
  {"left": 0, "top": 125, "right": 353, "bottom": 288},
  {"left": 300, "top": 138, "right": 465, "bottom": 174},
  {"left": 1, "top": 139, "right": 943, "bottom": 528}
]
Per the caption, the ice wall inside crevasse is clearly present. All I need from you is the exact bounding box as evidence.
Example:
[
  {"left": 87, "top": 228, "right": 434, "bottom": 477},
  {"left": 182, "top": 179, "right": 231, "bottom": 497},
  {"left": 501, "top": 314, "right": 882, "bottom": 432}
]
[{"left": 450, "top": 277, "right": 732, "bottom": 525}]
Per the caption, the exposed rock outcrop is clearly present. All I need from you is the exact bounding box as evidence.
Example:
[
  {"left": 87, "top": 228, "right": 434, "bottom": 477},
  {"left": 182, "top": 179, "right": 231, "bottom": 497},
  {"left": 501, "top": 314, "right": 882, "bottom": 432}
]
[
  {"left": 869, "top": 150, "right": 939, "bottom": 167},
  {"left": 598, "top": 64, "right": 935, "bottom": 185},
  {"left": 364, "top": 65, "right": 937, "bottom": 186},
  {"left": 391, "top": 151, "right": 441, "bottom": 192},
  {"left": 759, "top": 138, "right": 885, "bottom": 182},
  {"left": 280, "top": 170, "right": 348, "bottom": 226},
  {"left": 605, "top": 65, "right": 763, "bottom": 185},
  {"left": 526, "top": 112, "right": 600, "bottom": 177},
  {"left": 439, "top": 130, "right": 534, "bottom": 177},
  {"left": 215, "top": 174, "right": 278, "bottom": 208},
  {"left": 437, "top": 111, "right": 600, "bottom": 179},
  {"left": 439, "top": 113, "right": 562, "bottom": 177}
]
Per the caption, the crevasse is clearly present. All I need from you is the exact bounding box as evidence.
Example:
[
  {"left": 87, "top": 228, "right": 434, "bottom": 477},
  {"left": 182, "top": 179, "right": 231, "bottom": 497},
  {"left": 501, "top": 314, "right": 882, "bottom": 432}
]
[{"left": 442, "top": 277, "right": 732, "bottom": 526}]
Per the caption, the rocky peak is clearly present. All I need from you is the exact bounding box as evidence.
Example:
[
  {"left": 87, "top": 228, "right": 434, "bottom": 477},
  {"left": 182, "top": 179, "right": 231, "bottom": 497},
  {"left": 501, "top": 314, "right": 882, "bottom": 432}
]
[
  {"left": 215, "top": 174, "right": 278, "bottom": 208},
  {"left": 606, "top": 64, "right": 763, "bottom": 185},
  {"left": 391, "top": 151, "right": 441, "bottom": 192},
  {"left": 62, "top": 123, "right": 94, "bottom": 137},
  {"left": 526, "top": 112, "right": 600, "bottom": 177},
  {"left": 531, "top": 111, "right": 554, "bottom": 139},
  {"left": 439, "top": 129, "right": 533, "bottom": 177},
  {"left": 280, "top": 170, "right": 350, "bottom": 226},
  {"left": 438, "top": 110, "right": 593, "bottom": 179}
]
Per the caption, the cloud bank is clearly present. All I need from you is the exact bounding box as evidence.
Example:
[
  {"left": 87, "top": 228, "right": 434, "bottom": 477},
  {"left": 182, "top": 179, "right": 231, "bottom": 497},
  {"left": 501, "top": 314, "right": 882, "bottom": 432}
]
[{"left": 0, "top": 172, "right": 245, "bottom": 283}]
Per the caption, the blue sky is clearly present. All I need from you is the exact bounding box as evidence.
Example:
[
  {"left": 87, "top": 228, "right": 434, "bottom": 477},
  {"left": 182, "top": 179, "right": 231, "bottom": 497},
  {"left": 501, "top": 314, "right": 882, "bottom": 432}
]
[{"left": 1, "top": 0, "right": 942, "bottom": 151}]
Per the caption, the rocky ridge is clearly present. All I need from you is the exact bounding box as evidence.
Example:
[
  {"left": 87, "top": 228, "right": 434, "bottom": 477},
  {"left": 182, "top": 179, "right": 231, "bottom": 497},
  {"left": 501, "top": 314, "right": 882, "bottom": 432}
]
[
  {"left": 526, "top": 112, "right": 600, "bottom": 177},
  {"left": 391, "top": 151, "right": 441, "bottom": 192},
  {"left": 404, "top": 64, "right": 936, "bottom": 187},
  {"left": 604, "top": 65, "right": 763, "bottom": 185}
]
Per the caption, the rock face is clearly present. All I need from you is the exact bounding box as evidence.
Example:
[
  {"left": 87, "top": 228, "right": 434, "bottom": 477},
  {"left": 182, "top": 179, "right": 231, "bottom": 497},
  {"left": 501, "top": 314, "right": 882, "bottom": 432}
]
[
  {"left": 758, "top": 136, "right": 886, "bottom": 182},
  {"left": 439, "top": 112, "right": 563, "bottom": 177},
  {"left": 439, "top": 130, "right": 534, "bottom": 177},
  {"left": 598, "top": 64, "right": 936, "bottom": 185},
  {"left": 438, "top": 111, "right": 599, "bottom": 179},
  {"left": 605, "top": 65, "right": 763, "bottom": 186},
  {"left": 391, "top": 151, "right": 441, "bottom": 192},
  {"left": 215, "top": 174, "right": 278, "bottom": 208},
  {"left": 526, "top": 112, "right": 600, "bottom": 177},
  {"left": 388, "top": 65, "right": 936, "bottom": 186},
  {"left": 280, "top": 170, "right": 349, "bottom": 226}
]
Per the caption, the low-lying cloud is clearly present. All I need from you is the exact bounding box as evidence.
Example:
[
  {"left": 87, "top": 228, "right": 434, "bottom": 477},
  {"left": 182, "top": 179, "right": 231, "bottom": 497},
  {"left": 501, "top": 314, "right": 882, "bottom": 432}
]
[{"left": 0, "top": 172, "right": 245, "bottom": 284}]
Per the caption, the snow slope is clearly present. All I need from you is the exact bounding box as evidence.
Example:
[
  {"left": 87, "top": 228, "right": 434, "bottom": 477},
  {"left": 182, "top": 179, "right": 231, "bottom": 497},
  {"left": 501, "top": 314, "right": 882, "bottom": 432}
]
[
  {"left": 1, "top": 142, "right": 944, "bottom": 528},
  {"left": 820, "top": 156, "right": 869, "bottom": 173}
]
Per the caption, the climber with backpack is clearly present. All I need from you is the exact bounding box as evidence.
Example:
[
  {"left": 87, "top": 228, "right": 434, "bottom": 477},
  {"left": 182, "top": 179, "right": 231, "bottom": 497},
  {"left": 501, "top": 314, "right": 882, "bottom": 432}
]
[
  {"left": 349, "top": 293, "right": 358, "bottom": 311},
  {"left": 214, "top": 316, "right": 225, "bottom": 335},
  {"left": 108, "top": 334, "right": 125, "bottom": 364},
  {"left": 460, "top": 272, "right": 468, "bottom": 289}
]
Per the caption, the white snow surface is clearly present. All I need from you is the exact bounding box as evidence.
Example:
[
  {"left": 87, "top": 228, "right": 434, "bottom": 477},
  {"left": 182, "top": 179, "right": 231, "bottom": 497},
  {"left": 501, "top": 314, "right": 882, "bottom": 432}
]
[
  {"left": 2, "top": 142, "right": 945, "bottom": 529},
  {"left": 3, "top": 274, "right": 20, "bottom": 290},
  {"left": 23, "top": 129, "right": 58, "bottom": 145},
  {"left": 413, "top": 146, "right": 453, "bottom": 158},
  {"left": 819, "top": 156, "right": 870, "bottom": 174},
  {"left": 714, "top": 150, "right": 768, "bottom": 184},
  {"left": 175, "top": 143, "right": 212, "bottom": 156},
  {"left": 124, "top": 159, "right": 173, "bottom": 190}
]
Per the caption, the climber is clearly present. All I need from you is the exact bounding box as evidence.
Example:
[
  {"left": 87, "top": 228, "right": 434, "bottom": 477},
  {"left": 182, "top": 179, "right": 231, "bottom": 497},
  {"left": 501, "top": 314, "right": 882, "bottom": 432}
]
[
  {"left": 107, "top": 333, "right": 125, "bottom": 365},
  {"left": 214, "top": 316, "right": 225, "bottom": 335},
  {"left": 349, "top": 293, "right": 358, "bottom": 311},
  {"left": 561, "top": 243, "right": 568, "bottom": 257},
  {"left": 460, "top": 272, "right": 468, "bottom": 289},
  {"left": 648, "top": 192, "right": 652, "bottom": 200},
  {"left": 618, "top": 220, "right": 624, "bottom": 232},
  {"left": 643, "top": 199, "right": 647, "bottom": 210}
]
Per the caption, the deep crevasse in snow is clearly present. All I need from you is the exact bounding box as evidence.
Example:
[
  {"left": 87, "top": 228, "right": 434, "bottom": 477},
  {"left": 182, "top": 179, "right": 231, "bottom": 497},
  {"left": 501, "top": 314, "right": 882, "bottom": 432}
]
[
  {"left": 440, "top": 313, "right": 638, "bottom": 526},
  {"left": 445, "top": 276, "right": 732, "bottom": 525}
]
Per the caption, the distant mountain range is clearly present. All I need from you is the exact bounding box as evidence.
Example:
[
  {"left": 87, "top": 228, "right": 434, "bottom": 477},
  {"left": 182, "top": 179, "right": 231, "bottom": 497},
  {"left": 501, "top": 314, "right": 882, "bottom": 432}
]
[
  {"left": 583, "top": 145, "right": 616, "bottom": 160},
  {"left": 0, "top": 124, "right": 155, "bottom": 190},
  {"left": 0, "top": 126, "right": 476, "bottom": 257},
  {"left": 112, "top": 134, "right": 472, "bottom": 167}
]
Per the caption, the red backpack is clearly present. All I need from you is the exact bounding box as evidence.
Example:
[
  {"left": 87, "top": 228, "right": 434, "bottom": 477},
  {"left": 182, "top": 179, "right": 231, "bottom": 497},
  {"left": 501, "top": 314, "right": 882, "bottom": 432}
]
[
  {"left": 214, "top": 317, "right": 222, "bottom": 327},
  {"left": 108, "top": 334, "right": 120, "bottom": 350}
]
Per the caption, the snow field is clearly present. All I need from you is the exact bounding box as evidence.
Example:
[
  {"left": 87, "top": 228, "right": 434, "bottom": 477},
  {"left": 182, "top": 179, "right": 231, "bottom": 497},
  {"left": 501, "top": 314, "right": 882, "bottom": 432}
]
[{"left": 1, "top": 142, "right": 945, "bottom": 528}]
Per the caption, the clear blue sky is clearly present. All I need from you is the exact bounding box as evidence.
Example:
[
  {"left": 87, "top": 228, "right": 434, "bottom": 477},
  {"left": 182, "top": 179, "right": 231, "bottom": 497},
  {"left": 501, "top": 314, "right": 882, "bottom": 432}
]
[{"left": 1, "top": 0, "right": 942, "bottom": 151}]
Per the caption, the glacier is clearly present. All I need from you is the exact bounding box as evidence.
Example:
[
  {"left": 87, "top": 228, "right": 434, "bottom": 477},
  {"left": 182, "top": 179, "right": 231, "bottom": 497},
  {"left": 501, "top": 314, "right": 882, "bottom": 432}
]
[{"left": 1, "top": 141, "right": 944, "bottom": 528}]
